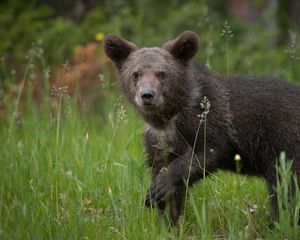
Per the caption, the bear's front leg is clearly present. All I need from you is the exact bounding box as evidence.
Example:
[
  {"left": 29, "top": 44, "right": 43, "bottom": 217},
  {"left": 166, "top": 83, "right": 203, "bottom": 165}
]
[
  {"left": 144, "top": 155, "right": 170, "bottom": 216},
  {"left": 145, "top": 166, "right": 179, "bottom": 207},
  {"left": 143, "top": 129, "right": 174, "bottom": 216},
  {"left": 145, "top": 149, "right": 217, "bottom": 224},
  {"left": 169, "top": 186, "right": 186, "bottom": 225},
  {"left": 145, "top": 166, "right": 185, "bottom": 225}
]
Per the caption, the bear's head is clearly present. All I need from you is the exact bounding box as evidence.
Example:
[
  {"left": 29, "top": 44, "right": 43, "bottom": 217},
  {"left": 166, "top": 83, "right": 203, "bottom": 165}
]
[{"left": 104, "top": 31, "right": 200, "bottom": 127}]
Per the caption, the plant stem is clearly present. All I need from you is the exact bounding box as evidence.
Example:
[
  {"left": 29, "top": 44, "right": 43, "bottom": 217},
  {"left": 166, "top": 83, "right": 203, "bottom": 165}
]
[
  {"left": 55, "top": 93, "right": 63, "bottom": 164},
  {"left": 8, "top": 62, "right": 31, "bottom": 139},
  {"left": 104, "top": 119, "right": 120, "bottom": 170},
  {"left": 226, "top": 39, "right": 229, "bottom": 74},
  {"left": 180, "top": 117, "right": 203, "bottom": 238}
]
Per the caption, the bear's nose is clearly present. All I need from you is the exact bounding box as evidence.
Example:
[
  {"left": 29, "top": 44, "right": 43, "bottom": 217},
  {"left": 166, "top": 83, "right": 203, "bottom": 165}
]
[{"left": 140, "top": 89, "right": 155, "bottom": 104}]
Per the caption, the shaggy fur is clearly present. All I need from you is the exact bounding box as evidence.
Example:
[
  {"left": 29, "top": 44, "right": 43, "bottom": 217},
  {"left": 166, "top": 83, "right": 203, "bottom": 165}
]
[{"left": 104, "top": 31, "right": 300, "bottom": 225}]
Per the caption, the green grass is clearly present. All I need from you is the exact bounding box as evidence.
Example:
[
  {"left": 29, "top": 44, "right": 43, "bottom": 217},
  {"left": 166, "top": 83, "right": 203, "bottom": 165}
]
[{"left": 1, "top": 94, "right": 298, "bottom": 239}]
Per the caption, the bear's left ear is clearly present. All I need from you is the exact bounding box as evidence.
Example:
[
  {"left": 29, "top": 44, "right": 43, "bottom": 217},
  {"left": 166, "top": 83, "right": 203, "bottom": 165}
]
[
  {"left": 104, "top": 34, "right": 137, "bottom": 67},
  {"left": 163, "top": 31, "right": 199, "bottom": 61}
]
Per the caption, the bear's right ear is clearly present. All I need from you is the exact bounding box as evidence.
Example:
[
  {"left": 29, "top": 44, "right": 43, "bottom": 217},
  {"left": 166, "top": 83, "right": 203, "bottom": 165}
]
[
  {"left": 104, "top": 34, "right": 137, "bottom": 66},
  {"left": 163, "top": 31, "right": 199, "bottom": 61}
]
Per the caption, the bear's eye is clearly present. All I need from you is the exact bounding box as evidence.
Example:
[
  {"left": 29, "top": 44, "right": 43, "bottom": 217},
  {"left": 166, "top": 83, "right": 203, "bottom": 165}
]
[
  {"left": 132, "top": 71, "right": 139, "bottom": 80},
  {"left": 157, "top": 71, "right": 166, "bottom": 80}
]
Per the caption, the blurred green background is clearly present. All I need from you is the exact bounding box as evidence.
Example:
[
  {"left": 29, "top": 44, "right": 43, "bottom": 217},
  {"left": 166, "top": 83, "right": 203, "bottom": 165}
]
[{"left": 0, "top": 0, "right": 299, "bottom": 105}]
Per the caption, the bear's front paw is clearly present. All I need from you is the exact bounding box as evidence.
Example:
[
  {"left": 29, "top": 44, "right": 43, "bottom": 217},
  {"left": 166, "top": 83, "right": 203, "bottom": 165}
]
[{"left": 145, "top": 167, "right": 176, "bottom": 208}]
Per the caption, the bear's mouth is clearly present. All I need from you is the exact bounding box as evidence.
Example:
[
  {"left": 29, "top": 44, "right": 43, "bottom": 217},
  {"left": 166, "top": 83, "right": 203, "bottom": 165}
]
[
  {"left": 139, "top": 102, "right": 158, "bottom": 113},
  {"left": 143, "top": 102, "right": 154, "bottom": 106},
  {"left": 141, "top": 103, "right": 156, "bottom": 110}
]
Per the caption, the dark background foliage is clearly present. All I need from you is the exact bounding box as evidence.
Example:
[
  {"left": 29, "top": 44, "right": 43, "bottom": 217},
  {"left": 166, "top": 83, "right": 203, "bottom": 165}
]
[{"left": 0, "top": 0, "right": 299, "bottom": 113}]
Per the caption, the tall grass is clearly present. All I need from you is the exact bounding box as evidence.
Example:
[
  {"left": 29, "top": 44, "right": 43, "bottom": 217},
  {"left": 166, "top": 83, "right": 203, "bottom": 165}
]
[
  {"left": 2, "top": 80, "right": 299, "bottom": 239},
  {"left": 221, "top": 21, "right": 233, "bottom": 75},
  {"left": 286, "top": 31, "right": 298, "bottom": 82},
  {"left": 275, "top": 152, "right": 300, "bottom": 239}
]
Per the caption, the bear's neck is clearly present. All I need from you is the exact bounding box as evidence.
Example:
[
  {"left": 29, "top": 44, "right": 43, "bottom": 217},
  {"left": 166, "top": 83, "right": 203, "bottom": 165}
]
[{"left": 141, "top": 111, "right": 178, "bottom": 130}]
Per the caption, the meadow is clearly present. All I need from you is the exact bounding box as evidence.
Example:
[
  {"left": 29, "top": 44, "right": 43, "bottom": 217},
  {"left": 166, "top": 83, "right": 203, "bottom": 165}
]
[{"left": 0, "top": 90, "right": 285, "bottom": 239}]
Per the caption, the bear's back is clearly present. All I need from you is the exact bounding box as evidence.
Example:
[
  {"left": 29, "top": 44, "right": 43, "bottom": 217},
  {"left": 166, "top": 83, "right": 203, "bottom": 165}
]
[{"left": 223, "top": 76, "right": 300, "bottom": 170}]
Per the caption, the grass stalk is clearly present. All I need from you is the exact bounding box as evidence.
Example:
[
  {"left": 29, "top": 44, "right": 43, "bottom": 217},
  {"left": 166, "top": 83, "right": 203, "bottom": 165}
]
[
  {"left": 226, "top": 39, "right": 229, "bottom": 75},
  {"left": 104, "top": 118, "right": 120, "bottom": 170},
  {"left": 55, "top": 93, "right": 63, "bottom": 161},
  {"left": 8, "top": 62, "right": 31, "bottom": 139}
]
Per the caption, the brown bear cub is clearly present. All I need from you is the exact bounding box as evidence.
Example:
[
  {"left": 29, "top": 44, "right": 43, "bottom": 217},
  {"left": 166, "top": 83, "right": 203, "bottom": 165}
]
[{"left": 104, "top": 31, "right": 300, "bottom": 225}]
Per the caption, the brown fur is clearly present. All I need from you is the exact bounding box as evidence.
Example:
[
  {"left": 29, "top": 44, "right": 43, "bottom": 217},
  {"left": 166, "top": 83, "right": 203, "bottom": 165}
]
[{"left": 104, "top": 31, "right": 300, "bottom": 225}]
